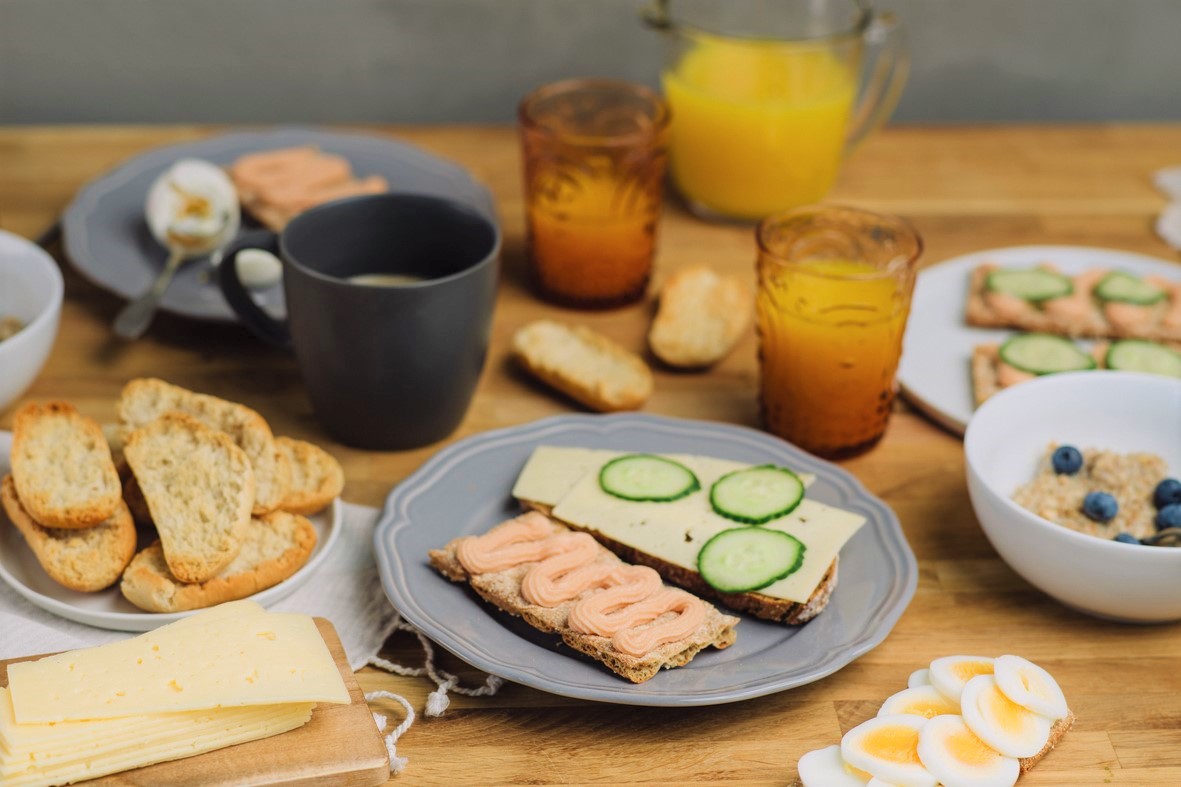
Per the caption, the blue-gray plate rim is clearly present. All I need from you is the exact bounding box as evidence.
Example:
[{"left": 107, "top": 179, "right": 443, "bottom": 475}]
[
  {"left": 373, "top": 413, "right": 917, "bottom": 707},
  {"left": 61, "top": 126, "right": 497, "bottom": 322}
]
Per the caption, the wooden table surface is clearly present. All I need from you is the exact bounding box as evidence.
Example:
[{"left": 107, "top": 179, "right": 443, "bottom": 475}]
[{"left": 1, "top": 124, "right": 1179, "bottom": 786}]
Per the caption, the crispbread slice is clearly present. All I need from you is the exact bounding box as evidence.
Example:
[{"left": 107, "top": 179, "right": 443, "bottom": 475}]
[
  {"left": 429, "top": 515, "right": 739, "bottom": 683},
  {"left": 118, "top": 378, "right": 288, "bottom": 514},
  {"left": 971, "top": 341, "right": 1113, "bottom": 407},
  {"left": 512, "top": 320, "right": 653, "bottom": 412},
  {"left": 123, "top": 413, "right": 254, "bottom": 584},
  {"left": 276, "top": 437, "right": 344, "bottom": 515},
  {"left": 120, "top": 511, "right": 317, "bottom": 612},
  {"left": 10, "top": 402, "right": 121, "bottom": 529},
  {"left": 1, "top": 475, "right": 135, "bottom": 592},
  {"left": 649, "top": 266, "right": 753, "bottom": 368}
]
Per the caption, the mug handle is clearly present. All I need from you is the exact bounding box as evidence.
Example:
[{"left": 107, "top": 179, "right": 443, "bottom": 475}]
[
  {"left": 216, "top": 229, "right": 293, "bottom": 349},
  {"left": 845, "top": 10, "right": 910, "bottom": 151}
]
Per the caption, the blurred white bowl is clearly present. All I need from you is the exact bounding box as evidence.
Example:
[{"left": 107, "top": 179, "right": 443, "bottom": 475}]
[
  {"left": 0, "top": 230, "right": 63, "bottom": 413},
  {"left": 965, "top": 371, "right": 1181, "bottom": 623}
]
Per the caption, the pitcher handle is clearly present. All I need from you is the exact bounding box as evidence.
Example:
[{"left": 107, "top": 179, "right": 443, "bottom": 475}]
[{"left": 846, "top": 10, "right": 909, "bottom": 151}]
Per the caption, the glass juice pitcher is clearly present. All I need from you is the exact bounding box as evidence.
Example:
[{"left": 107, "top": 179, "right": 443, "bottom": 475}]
[{"left": 645, "top": 0, "right": 908, "bottom": 222}]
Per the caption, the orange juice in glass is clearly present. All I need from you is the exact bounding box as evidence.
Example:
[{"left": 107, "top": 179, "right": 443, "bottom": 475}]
[
  {"left": 757, "top": 206, "right": 922, "bottom": 457},
  {"left": 647, "top": 0, "right": 908, "bottom": 221}
]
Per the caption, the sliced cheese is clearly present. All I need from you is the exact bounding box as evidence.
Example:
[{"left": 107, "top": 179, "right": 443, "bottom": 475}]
[
  {"left": 8, "top": 602, "right": 349, "bottom": 724},
  {"left": 546, "top": 452, "right": 865, "bottom": 604}
]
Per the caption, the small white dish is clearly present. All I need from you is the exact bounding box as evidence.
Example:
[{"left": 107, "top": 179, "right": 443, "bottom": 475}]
[
  {"left": 964, "top": 371, "right": 1181, "bottom": 623},
  {"left": 898, "top": 245, "right": 1181, "bottom": 435},
  {"left": 0, "top": 430, "right": 342, "bottom": 632},
  {"left": 0, "top": 231, "right": 63, "bottom": 413}
]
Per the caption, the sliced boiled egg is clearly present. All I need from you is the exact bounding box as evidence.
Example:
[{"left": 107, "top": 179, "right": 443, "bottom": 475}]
[
  {"left": 993, "top": 655, "right": 1069, "bottom": 721},
  {"left": 960, "top": 674, "right": 1053, "bottom": 759},
  {"left": 878, "top": 685, "right": 961, "bottom": 719},
  {"left": 145, "top": 158, "right": 239, "bottom": 250},
  {"left": 798, "top": 744, "right": 871, "bottom": 786},
  {"left": 867, "top": 779, "right": 901, "bottom": 786},
  {"left": 917, "top": 714, "right": 1019, "bottom": 787},
  {"left": 841, "top": 714, "right": 938, "bottom": 787},
  {"left": 908, "top": 668, "right": 931, "bottom": 689},
  {"left": 929, "top": 655, "right": 995, "bottom": 703}
]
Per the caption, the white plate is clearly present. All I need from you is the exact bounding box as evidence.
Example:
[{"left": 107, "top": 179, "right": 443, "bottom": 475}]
[
  {"left": 898, "top": 245, "right": 1181, "bottom": 435},
  {"left": 0, "top": 431, "right": 341, "bottom": 631}
]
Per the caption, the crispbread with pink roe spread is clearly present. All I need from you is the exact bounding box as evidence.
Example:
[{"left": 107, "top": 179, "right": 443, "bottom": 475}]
[
  {"left": 966, "top": 263, "right": 1181, "bottom": 341},
  {"left": 429, "top": 512, "right": 739, "bottom": 683}
]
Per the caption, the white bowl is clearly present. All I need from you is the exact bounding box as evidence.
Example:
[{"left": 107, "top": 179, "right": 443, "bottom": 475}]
[
  {"left": 964, "top": 371, "right": 1181, "bottom": 623},
  {"left": 0, "top": 230, "right": 63, "bottom": 412}
]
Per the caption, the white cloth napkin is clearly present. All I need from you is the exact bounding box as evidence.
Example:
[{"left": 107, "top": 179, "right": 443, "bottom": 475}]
[{"left": 0, "top": 501, "right": 400, "bottom": 670}]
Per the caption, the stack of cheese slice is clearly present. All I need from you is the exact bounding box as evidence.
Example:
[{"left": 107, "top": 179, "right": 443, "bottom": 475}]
[
  {"left": 1, "top": 601, "right": 350, "bottom": 787},
  {"left": 797, "top": 655, "right": 1073, "bottom": 787}
]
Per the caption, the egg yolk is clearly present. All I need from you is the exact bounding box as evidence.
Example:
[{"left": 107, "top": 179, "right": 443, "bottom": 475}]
[
  {"left": 948, "top": 728, "right": 997, "bottom": 766},
  {"left": 953, "top": 660, "right": 994, "bottom": 683},
  {"left": 904, "top": 696, "right": 959, "bottom": 718},
  {"left": 864, "top": 726, "right": 923, "bottom": 764},
  {"left": 986, "top": 683, "right": 1032, "bottom": 732}
]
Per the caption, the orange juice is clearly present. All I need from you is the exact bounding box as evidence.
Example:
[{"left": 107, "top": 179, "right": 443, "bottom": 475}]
[
  {"left": 758, "top": 259, "right": 911, "bottom": 456},
  {"left": 662, "top": 35, "right": 857, "bottom": 220}
]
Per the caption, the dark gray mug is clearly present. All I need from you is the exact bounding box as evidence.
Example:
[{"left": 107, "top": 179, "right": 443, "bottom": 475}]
[{"left": 219, "top": 194, "right": 500, "bottom": 450}]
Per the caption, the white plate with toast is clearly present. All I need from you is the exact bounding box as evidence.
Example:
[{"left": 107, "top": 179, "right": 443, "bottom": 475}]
[
  {"left": 374, "top": 413, "right": 916, "bottom": 706},
  {"left": 0, "top": 430, "right": 342, "bottom": 632},
  {"left": 898, "top": 245, "right": 1181, "bottom": 435}
]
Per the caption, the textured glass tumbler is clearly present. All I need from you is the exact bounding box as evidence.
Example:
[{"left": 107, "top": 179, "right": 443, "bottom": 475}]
[
  {"left": 756, "top": 205, "right": 922, "bottom": 458},
  {"left": 519, "top": 80, "right": 670, "bottom": 308}
]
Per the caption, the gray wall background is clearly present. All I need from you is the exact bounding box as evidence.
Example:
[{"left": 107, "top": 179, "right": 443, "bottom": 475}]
[{"left": 2, "top": 0, "right": 1179, "bottom": 125}]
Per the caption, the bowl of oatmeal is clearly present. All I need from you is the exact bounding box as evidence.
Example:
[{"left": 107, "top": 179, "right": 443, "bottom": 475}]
[
  {"left": 965, "top": 371, "right": 1181, "bottom": 622},
  {"left": 0, "top": 229, "right": 63, "bottom": 412}
]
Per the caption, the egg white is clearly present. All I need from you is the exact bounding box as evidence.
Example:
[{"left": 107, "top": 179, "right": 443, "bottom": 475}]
[
  {"left": 878, "top": 686, "right": 961, "bottom": 720},
  {"left": 908, "top": 668, "right": 931, "bottom": 689},
  {"left": 960, "top": 674, "right": 1053, "bottom": 759},
  {"left": 917, "top": 714, "right": 1020, "bottom": 787},
  {"left": 993, "top": 655, "right": 1069, "bottom": 721},
  {"left": 929, "top": 655, "right": 995, "bottom": 703},
  {"left": 798, "top": 744, "right": 870, "bottom": 786},
  {"left": 841, "top": 714, "right": 938, "bottom": 787}
]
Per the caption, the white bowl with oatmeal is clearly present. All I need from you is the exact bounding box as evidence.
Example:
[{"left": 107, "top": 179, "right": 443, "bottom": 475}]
[
  {"left": 965, "top": 371, "right": 1181, "bottom": 623},
  {"left": 0, "top": 230, "right": 63, "bottom": 413}
]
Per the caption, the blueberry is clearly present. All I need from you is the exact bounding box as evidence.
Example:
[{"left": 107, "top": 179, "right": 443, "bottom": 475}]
[
  {"left": 1155, "top": 504, "right": 1181, "bottom": 531},
  {"left": 1051, "top": 446, "right": 1083, "bottom": 475},
  {"left": 1112, "top": 532, "right": 1141, "bottom": 545},
  {"left": 1082, "top": 491, "right": 1118, "bottom": 523},
  {"left": 1153, "top": 478, "right": 1181, "bottom": 509}
]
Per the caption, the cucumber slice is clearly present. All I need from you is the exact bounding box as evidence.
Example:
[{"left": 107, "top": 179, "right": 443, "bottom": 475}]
[
  {"left": 598, "top": 454, "right": 700, "bottom": 502},
  {"left": 709, "top": 465, "right": 805, "bottom": 524},
  {"left": 1094, "top": 272, "right": 1165, "bottom": 305},
  {"left": 1106, "top": 340, "right": 1181, "bottom": 378},
  {"left": 986, "top": 268, "right": 1073, "bottom": 302},
  {"left": 998, "top": 334, "right": 1096, "bottom": 375},
  {"left": 697, "top": 527, "right": 806, "bottom": 593}
]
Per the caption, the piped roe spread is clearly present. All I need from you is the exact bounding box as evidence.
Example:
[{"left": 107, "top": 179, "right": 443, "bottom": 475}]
[{"left": 1013, "top": 444, "right": 1169, "bottom": 542}]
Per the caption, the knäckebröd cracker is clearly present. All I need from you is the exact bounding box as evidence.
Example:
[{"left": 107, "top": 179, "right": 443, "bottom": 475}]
[
  {"left": 123, "top": 412, "right": 254, "bottom": 584},
  {"left": 276, "top": 437, "right": 344, "bottom": 516},
  {"left": 649, "top": 265, "right": 752, "bottom": 368},
  {"left": 11, "top": 401, "right": 122, "bottom": 529},
  {"left": 118, "top": 378, "right": 289, "bottom": 515},
  {"left": 1, "top": 475, "right": 135, "bottom": 592},
  {"left": 512, "top": 320, "right": 653, "bottom": 412},
  {"left": 120, "top": 511, "right": 316, "bottom": 613}
]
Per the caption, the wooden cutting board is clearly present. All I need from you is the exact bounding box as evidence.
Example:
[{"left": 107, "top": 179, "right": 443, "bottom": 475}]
[{"left": 1, "top": 618, "right": 390, "bottom": 787}]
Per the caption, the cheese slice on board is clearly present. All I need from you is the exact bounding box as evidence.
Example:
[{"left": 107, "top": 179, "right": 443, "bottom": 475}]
[
  {"left": 532, "top": 450, "right": 864, "bottom": 604},
  {"left": 8, "top": 601, "right": 349, "bottom": 724}
]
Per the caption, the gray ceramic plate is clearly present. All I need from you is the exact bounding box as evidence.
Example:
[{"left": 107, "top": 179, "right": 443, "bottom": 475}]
[
  {"left": 374, "top": 414, "right": 917, "bottom": 706},
  {"left": 62, "top": 127, "right": 496, "bottom": 322}
]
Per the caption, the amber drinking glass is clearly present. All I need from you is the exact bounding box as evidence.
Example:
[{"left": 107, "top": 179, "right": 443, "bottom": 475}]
[
  {"left": 756, "top": 205, "right": 922, "bottom": 458},
  {"left": 519, "top": 80, "right": 670, "bottom": 308}
]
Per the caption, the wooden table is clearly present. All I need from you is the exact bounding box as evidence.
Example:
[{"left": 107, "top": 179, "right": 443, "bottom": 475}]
[{"left": 2, "top": 125, "right": 1180, "bottom": 785}]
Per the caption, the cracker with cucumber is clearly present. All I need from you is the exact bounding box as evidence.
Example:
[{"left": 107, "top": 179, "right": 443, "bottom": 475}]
[
  {"left": 966, "top": 262, "right": 1181, "bottom": 342},
  {"left": 972, "top": 334, "right": 1181, "bottom": 405}
]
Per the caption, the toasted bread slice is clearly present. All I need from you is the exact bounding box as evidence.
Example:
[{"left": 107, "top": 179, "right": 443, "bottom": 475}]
[
  {"left": 649, "top": 266, "right": 753, "bottom": 368},
  {"left": 512, "top": 320, "right": 653, "bottom": 412},
  {"left": 430, "top": 514, "right": 739, "bottom": 683},
  {"left": 10, "top": 402, "right": 121, "bottom": 529},
  {"left": 1, "top": 475, "right": 135, "bottom": 592},
  {"left": 276, "top": 437, "right": 344, "bottom": 515},
  {"left": 118, "top": 378, "right": 288, "bottom": 515},
  {"left": 123, "top": 413, "right": 254, "bottom": 584},
  {"left": 120, "top": 511, "right": 317, "bottom": 612},
  {"left": 523, "top": 499, "right": 835, "bottom": 624}
]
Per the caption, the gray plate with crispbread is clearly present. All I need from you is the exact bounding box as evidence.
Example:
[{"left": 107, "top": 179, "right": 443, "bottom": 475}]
[{"left": 374, "top": 414, "right": 917, "bottom": 707}]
